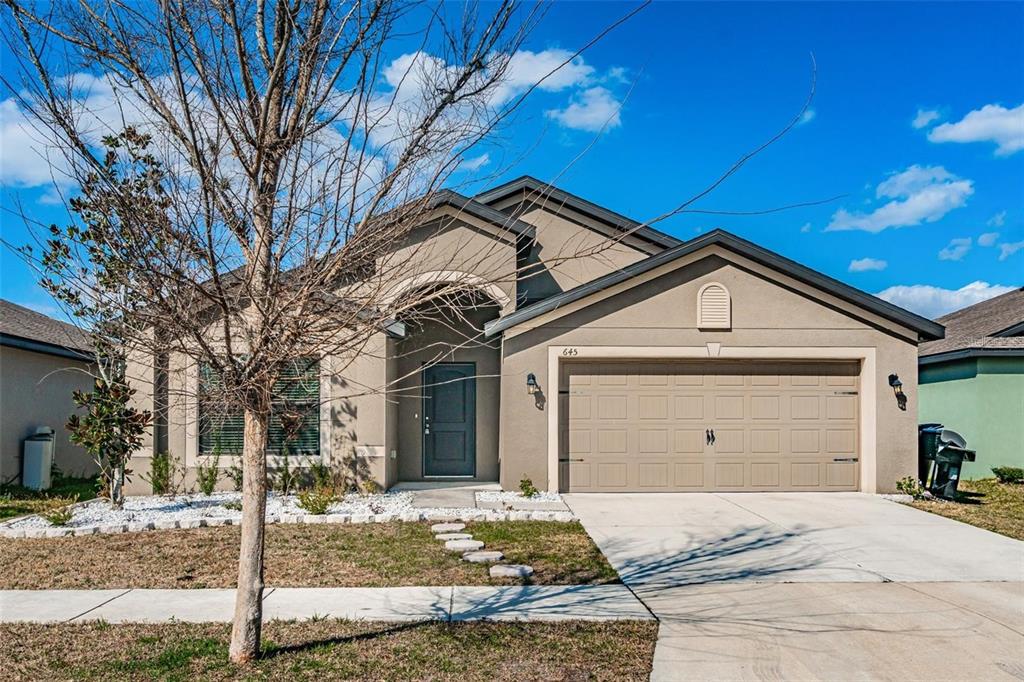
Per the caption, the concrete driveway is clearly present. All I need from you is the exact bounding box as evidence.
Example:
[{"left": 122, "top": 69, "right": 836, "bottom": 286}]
[{"left": 567, "top": 492, "right": 1024, "bottom": 681}]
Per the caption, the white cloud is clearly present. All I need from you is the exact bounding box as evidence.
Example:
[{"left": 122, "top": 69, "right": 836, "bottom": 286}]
[
  {"left": 938, "top": 237, "right": 972, "bottom": 261},
  {"left": 460, "top": 153, "right": 490, "bottom": 171},
  {"left": 999, "top": 241, "right": 1024, "bottom": 261},
  {"left": 988, "top": 210, "right": 1007, "bottom": 227},
  {"left": 800, "top": 222, "right": 812, "bottom": 233},
  {"left": 0, "top": 98, "right": 73, "bottom": 188},
  {"left": 978, "top": 232, "right": 1000, "bottom": 247},
  {"left": 848, "top": 257, "right": 887, "bottom": 272},
  {"left": 928, "top": 103, "right": 1024, "bottom": 156},
  {"left": 876, "top": 281, "right": 1016, "bottom": 319},
  {"left": 798, "top": 109, "right": 816, "bottom": 125},
  {"left": 545, "top": 86, "right": 622, "bottom": 132},
  {"left": 912, "top": 109, "right": 941, "bottom": 129},
  {"left": 826, "top": 165, "right": 973, "bottom": 233}
]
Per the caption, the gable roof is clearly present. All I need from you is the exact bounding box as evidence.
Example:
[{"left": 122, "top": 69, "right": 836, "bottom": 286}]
[
  {"left": 0, "top": 299, "right": 92, "bottom": 360},
  {"left": 484, "top": 229, "right": 945, "bottom": 340},
  {"left": 919, "top": 287, "right": 1024, "bottom": 364},
  {"left": 474, "top": 175, "right": 681, "bottom": 253},
  {"left": 430, "top": 189, "right": 536, "bottom": 239}
]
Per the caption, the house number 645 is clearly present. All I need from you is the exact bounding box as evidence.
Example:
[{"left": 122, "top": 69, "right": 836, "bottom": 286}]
[{"left": 561, "top": 347, "right": 579, "bottom": 356}]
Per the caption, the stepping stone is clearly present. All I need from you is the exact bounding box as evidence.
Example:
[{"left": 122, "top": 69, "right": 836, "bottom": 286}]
[
  {"left": 431, "top": 522, "right": 466, "bottom": 533},
  {"left": 435, "top": 532, "right": 473, "bottom": 541},
  {"left": 490, "top": 564, "right": 534, "bottom": 578},
  {"left": 444, "top": 539, "right": 484, "bottom": 552},
  {"left": 462, "top": 550, "right": 504, "bottom": 563}
]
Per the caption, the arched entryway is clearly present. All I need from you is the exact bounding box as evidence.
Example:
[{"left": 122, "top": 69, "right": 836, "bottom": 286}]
[{"left": 392, "top": 288, "right": 502, "bottom": 482}]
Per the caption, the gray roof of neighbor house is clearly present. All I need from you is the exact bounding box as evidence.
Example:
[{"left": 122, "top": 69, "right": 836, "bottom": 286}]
[
  {"left": 0, "top": 299, "right": 92, "bottom": 360},
  {"left": 484, "top": 228, "right": 945, "bottom": 341},
  {"left": 475, "top": 175, "right": 682, "bottom": 253},
  {"left": 919, "top": 287, "right": 1024, "bottom": 364}
]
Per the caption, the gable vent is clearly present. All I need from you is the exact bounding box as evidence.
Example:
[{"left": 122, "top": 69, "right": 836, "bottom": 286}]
[{"left": 698, "top": 282, "right": 731, "bottom": 330}]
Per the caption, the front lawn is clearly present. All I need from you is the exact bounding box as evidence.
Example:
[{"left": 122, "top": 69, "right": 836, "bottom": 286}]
[
  {"left": 907, "top": 478, "right": 1024, "bottom": 541},
  {"left": 0, "top": 475, "right": 98, "bottom": 521},
  {"left": 0, "top": 619, "right": 658, "bottom": 681},
  {"left": 0, "top": 521, "right": 618, "bottom": 589}
]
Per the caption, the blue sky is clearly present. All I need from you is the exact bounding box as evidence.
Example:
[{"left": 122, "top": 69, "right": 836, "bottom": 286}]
[{"left": 2, "top": 1, "right": 1022, "bottom": 320}]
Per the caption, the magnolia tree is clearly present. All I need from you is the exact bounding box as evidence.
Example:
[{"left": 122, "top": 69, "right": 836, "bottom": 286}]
[{"left": 3, "top": 0, "right": 815, "bottom": 664}]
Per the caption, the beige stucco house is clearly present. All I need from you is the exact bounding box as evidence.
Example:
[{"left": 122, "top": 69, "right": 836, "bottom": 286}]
[
  {"left": 0, "top": 300, "right": 97, "bottom": 484},
  {"left": 125, "top": 177, "right": 944, "bottom": 495}
]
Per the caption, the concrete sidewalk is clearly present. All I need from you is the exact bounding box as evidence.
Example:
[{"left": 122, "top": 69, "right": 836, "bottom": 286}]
[{"left": 0, "top": 585, "right": 653, "bottom": 624}]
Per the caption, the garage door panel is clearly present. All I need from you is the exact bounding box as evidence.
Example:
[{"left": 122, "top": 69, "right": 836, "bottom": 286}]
[{"left": 563, "top": 361, "right": 859, "bottom": 493}]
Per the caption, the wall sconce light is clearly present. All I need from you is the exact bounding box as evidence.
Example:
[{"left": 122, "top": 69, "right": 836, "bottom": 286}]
[
  {"left": 526, "top": 373, "right": 539, "bottom": 395},
  {"left": 888, "top": 373, "right": 907, "bottom": 411}
]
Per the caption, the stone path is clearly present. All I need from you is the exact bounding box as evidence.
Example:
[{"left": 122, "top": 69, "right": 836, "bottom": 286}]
[
  {"left": 0, "top": 586, "right": 653, "bottom": 623},
  {"left": 430, "top": 523, "right": 534, "bottom": 580}
]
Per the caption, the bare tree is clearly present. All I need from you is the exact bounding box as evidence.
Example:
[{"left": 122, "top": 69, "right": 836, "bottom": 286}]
[{"left": 0, "top": 0, "right": 656, "bottom": 663}]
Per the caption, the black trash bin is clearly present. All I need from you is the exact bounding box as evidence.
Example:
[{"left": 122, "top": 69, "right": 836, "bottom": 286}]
[
  {"left": 918, "top": 423, "right": 944, "bottom": 484},
  {"left": 928, "top": 438, "right": 976, "bottom": 500}
]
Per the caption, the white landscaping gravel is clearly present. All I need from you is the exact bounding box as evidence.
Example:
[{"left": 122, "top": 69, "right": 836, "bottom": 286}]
[
  {"left": 0, "top": 489, "right": 576, "bottom": 538},
  {"left": 475, "top": 490, "right": 563, "bottom": 504}
]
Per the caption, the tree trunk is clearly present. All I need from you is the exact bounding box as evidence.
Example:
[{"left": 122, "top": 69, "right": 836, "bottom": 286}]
[
  {"left": 110, "top": 463, "right": 124, "bottom": 510},
  {"left": 229, "top": 406, "right": 270, "bottom": 663}
]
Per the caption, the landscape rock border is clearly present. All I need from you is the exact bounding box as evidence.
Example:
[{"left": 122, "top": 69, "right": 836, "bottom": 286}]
[{"left": 0, "top": 508, "right": 576, "bottom": 540}]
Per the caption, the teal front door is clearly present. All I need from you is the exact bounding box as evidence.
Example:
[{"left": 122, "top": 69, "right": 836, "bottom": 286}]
[{"left": 422, "top": 363, "right": 476, "bottom": 477}]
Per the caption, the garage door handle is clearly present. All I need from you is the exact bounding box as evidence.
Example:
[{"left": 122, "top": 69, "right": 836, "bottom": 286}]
[
  {"left": 706, "top": 429, "right": 715, "bottom": 445},
  {"left": 833, "top": 458, "right": 859, "bottom": 462}
]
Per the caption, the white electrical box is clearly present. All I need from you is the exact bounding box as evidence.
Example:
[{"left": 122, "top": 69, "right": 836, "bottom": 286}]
[{"left": 22, "top": 427, "right": 55, "bottom": 490}]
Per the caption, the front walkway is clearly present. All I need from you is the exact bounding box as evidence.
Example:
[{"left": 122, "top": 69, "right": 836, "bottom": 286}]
[
  {"left": 567, "top": 492, "right": 1024, "bottom": 681},
  {"left": 0, "top": 585, "right": 652, "bottom": 624}
]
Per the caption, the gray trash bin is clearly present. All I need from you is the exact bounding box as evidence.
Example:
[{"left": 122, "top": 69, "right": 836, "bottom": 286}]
[{"left": 22, "top": 427, "right": 55, "bottom": 490}]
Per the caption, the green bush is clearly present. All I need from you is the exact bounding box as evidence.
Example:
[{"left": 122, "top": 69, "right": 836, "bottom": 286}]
[
  {"left": 992, "top": 467, "right": 1024, "bottom": 484},
  {"left": 296, "top": 487, "right": 337, "bottom": 515},
  {"left": 145, "top": 452, "right": 181, "bottom": 495},
  {"left": 226, "top": 463, "right": 244, "bottom": 492},
  {"left": 896, "top": 476, "right": 926, "bottom": 500},
  {"left": 41, "top": 496, "right": 78, "bottom": 526},
  {"left": 519, "top": 476, "right": 539, "bottom": 498},
  {"left": 196, "top": 452, "right": 220, "bottom": 496},
  {"left": 222, "top": 500, "right": 242, "bottom": 512}
]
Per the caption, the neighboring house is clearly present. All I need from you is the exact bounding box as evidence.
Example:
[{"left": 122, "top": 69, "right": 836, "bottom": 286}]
[
  {"left": 0, "top": 299, "right": 97, "bottom": 484},
  {"left": 124, "top": 177, "right": 944, "bottom": 495},
  {"left": 919, "top": 288, "right": 1024, "bottom": 479}
]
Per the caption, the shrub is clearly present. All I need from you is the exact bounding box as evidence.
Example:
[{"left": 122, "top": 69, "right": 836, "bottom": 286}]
[
  {"left": 226, "top": 463, "right": 244, "bottom": 492},
  {"left": 992, "top": 467, "right": 1024, "bottom": 484},
  {"left": 41, "top": 496, "right": 78, "bottom": 526},
  {"left": 519, "top": 476, "right": 539, "bottom": 498},
  {"left": 362, "top": 479, "right": 382, "bottom": 495},
  {"left": 297, "top": 486, "right": 337, "bottom": 515},
  {"left": 896, "top": 476, "right": 926, "bottom": 500},
  {"left": 145, "top": 451, "right": 181, "bottom": 495},
  {"left": 222, "top": 500, "right": 243, "bottom": 512},
  {"left": 196, "top": 452, "right": 220, "bottom": 496}
]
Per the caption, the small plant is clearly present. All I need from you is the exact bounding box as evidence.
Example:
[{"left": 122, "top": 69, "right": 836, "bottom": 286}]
[
  {"left": 41, "top": 496, "right": 78, "bottom": 526},
  {"left": 196, "top": 452, "right": 220, "bottom": 496},
  {"left": 308, "top": 460, "right": 335, "bottom": 492},
  {"left": 226, "top": 463, "right": 244, "bottom": 492},
  {"left": 296, "top": 486, "right": 337, "bottom": 515},
  {"left": 896, "top": 476, "right": 926, "bottom": 500},
  {"left": 362, "top": 479, "right": 383, "bottom": 495},
  {"left": 992, "top": 467, "right": 1024, "bottom": 484},
  {"left": 144, "top": 451, "right": 181, "bottom": 495},
  {"left": 519, "top": 476, "right": 539, "bottom": 498},
  {"left": 222, "top": 500, "right": 243, "bottom": 512}
]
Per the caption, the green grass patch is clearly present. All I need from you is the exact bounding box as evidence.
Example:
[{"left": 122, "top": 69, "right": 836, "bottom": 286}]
[
  {"left": 1, "top": 620, "right": 657, "bottom": 681},
  {"left": 0, "top": 475, "right": 97, "bottom": 521},
  {"left": 908, "top": 478, "right": 1024, "bottom": 540}
]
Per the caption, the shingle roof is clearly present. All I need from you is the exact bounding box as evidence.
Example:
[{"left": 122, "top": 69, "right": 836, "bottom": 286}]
[
  {"left": 0, "top": 299, "right": 92, "bottom": 358},
  {"left": 919, "top": 287, "right": 1024, "bottom": 361}
]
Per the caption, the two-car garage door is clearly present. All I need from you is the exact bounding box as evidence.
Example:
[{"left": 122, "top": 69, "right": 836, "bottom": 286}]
[{"left": 560, "top": 361, "right": 860, "bottom": 492}]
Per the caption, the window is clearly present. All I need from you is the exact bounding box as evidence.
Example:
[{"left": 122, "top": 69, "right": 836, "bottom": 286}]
[
  {"left": 698, "top": 282, "right": 731, "bottom": 329},
  {"left": 199, "top": 358, "right": 320, "bottom": 456}
]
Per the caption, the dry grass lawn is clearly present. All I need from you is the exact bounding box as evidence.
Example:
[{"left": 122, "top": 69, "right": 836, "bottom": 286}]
[
  {"left": 0, "top": 521, "right": 618, "bottom": 589},
  {"left": 908, "top": 479, "right": 1024, "bottom": 541},
  {"left": 0, "top": 619, "right": 658, "bottom": 681}
]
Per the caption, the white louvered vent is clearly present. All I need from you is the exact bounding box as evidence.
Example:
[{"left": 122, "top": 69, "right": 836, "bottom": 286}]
[{"left": 698, "top": 283, "right": 731, "bottom": 329}]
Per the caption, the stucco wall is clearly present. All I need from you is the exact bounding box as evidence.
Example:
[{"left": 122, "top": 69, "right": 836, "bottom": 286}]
[
  {"left": 498, "top": 251, "right": 921, "bottom": 494},
  {"left": 0, "top": 346, "right": 97, "bottom": 483},
  {"left": 920, "top": 357, "right": 1024, "bottom": 479}
]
